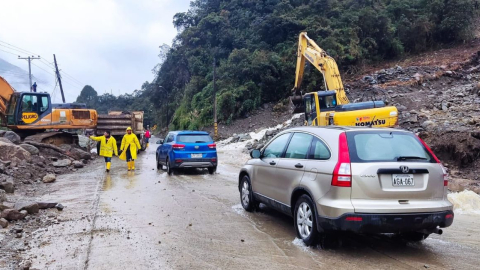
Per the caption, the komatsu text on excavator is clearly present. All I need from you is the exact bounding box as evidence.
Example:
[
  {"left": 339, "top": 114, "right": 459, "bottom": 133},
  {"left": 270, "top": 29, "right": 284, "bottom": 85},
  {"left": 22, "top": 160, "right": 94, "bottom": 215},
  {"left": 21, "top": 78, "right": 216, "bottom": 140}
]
[
  {"left": 1, "top": 76, "right": 97, "bottom": 143},
  {"left": 291, "top": 32, "right": 398, "bottom": 127}
]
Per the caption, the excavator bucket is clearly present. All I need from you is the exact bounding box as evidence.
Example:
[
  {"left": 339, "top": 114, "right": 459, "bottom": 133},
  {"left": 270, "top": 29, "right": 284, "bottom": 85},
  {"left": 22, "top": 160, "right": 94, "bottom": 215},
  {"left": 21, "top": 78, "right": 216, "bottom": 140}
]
[{"left": 290, "top": 94, "right": 304, "bottom": 113}]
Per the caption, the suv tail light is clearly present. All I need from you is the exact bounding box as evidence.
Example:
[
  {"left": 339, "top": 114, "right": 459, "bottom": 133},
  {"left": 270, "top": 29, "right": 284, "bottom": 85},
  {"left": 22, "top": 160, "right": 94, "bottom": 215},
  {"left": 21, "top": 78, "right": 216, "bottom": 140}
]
[
  {"left": 208, "top": 143, "right": 216, "bottom": 149},
  {"left": 172, "top": 144, "right": 185, "bottom": 150},
  {"left": 416, "top": 136, "right": 448, "bottom": 186},
  {"left": 332, "top": 133, "right": 352, "bottom": 187}
]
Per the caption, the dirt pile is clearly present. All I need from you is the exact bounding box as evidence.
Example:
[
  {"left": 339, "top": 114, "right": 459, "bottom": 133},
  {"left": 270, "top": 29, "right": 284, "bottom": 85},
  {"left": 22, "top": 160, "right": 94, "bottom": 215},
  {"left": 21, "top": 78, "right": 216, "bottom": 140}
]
[
  {"left": 0, "top": 130, "right": 93, "bottom": 225},
  {"left": 346, "top": 50, "right": 480, "bottom": 190}
]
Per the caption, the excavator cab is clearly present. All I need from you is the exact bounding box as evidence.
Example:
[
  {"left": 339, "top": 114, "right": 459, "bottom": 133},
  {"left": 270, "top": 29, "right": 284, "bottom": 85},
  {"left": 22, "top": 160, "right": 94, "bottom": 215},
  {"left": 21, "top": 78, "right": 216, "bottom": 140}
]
[{"left": 5, "top": 92, "right": 52, "bottom": 126}]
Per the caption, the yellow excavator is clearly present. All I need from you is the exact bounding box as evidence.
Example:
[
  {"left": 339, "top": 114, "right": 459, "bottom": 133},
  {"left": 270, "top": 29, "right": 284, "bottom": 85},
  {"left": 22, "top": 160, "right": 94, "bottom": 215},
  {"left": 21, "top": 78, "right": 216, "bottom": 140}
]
[
  {"left": 291, "top": 32, "right": 398, "bottom": 127},
  {"left": 1, "top": 75, "right": 97, "bottom": 144}
]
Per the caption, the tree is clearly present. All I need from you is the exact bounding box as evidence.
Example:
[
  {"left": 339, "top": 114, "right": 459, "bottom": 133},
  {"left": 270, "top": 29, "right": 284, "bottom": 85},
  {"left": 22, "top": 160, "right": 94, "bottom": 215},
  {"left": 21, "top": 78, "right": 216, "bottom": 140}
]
[{"left": 76, "top": 85, "right": 98, "bottom": 108}]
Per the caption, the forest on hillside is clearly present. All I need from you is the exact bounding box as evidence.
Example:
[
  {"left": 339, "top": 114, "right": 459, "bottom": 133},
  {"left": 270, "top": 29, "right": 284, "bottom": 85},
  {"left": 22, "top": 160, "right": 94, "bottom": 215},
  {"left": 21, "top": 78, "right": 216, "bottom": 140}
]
[{"left": 76, "top": 0, "right": 478, "bottom": 130}]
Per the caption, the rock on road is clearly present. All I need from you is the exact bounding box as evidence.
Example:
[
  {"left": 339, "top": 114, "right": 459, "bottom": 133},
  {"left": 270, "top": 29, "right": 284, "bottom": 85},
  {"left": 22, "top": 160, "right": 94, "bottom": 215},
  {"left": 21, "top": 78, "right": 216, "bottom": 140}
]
[{"left": 23, "top": 138, "right": 480, "bottom": 269}]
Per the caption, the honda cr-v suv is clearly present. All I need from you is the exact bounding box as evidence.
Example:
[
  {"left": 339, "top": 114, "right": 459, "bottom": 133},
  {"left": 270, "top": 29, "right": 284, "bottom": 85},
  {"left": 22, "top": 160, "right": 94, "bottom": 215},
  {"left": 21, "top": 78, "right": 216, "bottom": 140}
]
[{"left": 238, "top": 126, "right": 453, "bottom": 246}]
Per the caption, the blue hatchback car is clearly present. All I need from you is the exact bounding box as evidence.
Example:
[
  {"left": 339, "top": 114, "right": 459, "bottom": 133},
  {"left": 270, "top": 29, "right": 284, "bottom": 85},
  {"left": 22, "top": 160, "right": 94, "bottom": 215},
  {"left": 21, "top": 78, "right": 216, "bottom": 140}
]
[{"left": 156, "top": 131, "right": 218, "bottom": 175}]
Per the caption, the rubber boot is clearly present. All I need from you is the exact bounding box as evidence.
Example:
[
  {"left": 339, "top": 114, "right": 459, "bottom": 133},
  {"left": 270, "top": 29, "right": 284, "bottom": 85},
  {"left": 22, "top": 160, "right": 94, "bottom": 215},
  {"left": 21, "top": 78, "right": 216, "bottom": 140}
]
[
  {"left": 127, "top": 161, "right": 131, "bottom": 171},
  {"left": 131, "top": 161, "right": 135, "bottom": 170},
  {"left": 147, "top": 143, "right": 149, "bottom": 148},
  {"left": 106, "top": 162, "right": 111, "bottom": 172}
]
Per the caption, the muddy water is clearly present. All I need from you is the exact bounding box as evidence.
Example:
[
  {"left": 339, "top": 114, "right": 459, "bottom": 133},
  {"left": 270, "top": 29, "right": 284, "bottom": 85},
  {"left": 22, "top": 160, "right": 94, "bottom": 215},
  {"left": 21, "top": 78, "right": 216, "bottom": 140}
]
[{"left": 24, "top": 139, "right": 480, "bottom": 269}]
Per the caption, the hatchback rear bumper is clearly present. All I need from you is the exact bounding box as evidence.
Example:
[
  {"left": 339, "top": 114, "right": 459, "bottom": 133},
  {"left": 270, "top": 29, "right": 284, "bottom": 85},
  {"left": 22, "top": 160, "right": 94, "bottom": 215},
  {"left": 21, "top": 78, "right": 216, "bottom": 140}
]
[{"left": 317, "top": 210, "right": 454, "bottom": 234}]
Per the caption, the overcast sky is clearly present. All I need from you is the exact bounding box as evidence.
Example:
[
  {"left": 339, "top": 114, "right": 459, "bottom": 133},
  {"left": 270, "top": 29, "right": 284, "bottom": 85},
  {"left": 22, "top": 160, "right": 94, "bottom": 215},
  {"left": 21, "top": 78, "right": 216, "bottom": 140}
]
[{"left": 0, "top": 0, "right": 191, "bottom": 103}]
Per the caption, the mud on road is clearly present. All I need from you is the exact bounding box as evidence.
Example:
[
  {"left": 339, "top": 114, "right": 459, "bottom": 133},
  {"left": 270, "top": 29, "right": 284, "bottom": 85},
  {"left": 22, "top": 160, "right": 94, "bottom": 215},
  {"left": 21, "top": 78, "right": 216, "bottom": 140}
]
[{"left": 0, "top": 137, "right": 476, "bottom": 269}]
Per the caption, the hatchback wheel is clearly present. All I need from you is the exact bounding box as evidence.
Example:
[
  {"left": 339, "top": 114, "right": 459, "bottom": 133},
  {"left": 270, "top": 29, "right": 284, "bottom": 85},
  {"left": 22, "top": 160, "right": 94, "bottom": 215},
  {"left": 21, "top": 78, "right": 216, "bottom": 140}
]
[
  {"left": 240, "top": 175, "right": 255, "bottom": 212},
  {"left": 294, "top": 195, "right": 319, "bottom": 246}
]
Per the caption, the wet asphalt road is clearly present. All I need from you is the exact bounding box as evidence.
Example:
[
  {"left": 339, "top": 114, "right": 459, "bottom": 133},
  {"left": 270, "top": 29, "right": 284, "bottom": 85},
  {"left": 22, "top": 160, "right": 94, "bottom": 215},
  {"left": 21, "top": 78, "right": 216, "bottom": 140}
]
[{"left": 24, "top": 140, "right": 480, "bottom": 270}]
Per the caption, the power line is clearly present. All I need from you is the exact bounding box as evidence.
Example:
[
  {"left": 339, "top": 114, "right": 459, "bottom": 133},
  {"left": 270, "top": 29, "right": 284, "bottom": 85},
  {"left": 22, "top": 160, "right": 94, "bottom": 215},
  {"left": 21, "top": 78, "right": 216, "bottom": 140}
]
[
  {"left": 0, "top": 48, "right": 18, "bottom": 56},
  {"left": 0, "top": 39, "right": 38, "bottom": 56}
]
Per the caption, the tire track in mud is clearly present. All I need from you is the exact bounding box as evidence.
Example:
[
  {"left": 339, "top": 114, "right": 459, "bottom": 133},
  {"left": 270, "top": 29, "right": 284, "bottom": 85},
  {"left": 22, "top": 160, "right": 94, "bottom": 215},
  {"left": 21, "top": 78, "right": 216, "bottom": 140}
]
[{"left": 82, "top": 173, "right": 108, "bottom": 270}]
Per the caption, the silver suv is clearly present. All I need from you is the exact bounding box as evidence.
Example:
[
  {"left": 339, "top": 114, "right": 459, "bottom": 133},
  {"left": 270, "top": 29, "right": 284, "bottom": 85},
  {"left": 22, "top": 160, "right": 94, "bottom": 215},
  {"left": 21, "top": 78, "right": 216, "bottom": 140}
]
[{"left": 238, "top": 126, "right": 454, "bottom": 246}]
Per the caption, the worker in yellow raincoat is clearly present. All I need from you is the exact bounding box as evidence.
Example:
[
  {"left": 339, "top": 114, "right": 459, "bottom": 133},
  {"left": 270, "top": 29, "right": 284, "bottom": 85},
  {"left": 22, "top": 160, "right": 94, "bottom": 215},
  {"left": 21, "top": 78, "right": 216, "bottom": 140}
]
[
  {"left": 90, "top": 130, "right": 118, "bottom": 172},
  {"left": 119, "top": 127, "right": 141, "bottom": 171}
]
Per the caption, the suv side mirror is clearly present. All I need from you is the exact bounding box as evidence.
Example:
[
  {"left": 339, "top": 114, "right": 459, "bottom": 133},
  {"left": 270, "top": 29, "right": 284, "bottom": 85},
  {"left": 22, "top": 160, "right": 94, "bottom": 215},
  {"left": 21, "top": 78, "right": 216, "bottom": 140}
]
[
  {"left": 156, "top": 139, "right": 164, "bottom": 145},
  {"left": 250, "top": 149, "right": 261, "bottom": 159}
]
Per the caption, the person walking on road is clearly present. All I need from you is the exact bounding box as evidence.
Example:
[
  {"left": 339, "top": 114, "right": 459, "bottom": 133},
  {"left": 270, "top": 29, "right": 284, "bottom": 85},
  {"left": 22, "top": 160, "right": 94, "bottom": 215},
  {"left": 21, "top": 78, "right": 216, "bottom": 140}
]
[
  {"left": 145, "top": 128, "right": 151, "bottom": 148},
  {"left": 90, "top": 131, "right": 118, "bottom": 172},
  {"left": 119, "top": 127, "right": 141, "bottom": 171}
]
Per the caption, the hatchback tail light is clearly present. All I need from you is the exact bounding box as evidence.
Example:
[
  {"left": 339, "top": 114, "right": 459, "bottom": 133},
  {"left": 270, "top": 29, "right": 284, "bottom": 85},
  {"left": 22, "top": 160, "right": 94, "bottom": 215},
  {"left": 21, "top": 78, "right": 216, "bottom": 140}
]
[
  {"left": 172, "top": 144, "right": 185, "bottom": 150},
  {"left": 332, "top": 133, "right": 352, "bottom": 187},
  {"left": 416, "top": 136, "right": 448, "bottom": 186},
  {"left": 208, "top": 143, "right": 216, "bottom": 149}
]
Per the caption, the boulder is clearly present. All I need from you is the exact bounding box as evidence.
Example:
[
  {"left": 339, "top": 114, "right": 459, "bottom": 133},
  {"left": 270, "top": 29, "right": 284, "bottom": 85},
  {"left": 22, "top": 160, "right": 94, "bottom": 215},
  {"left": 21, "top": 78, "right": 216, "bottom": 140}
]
[
  {"left": 0, "top": 130, "right": 6, "bottom": 137},
  {"left": 73, "top": 161, "right": 84, "bottom": 168},
  {"left": 52, "top": 159, "right": 72, "bottom": 167},
  {"left": 20, "top": 144, "right": 39, "bottom": 155},
  {"left": 42, "top": 174, "right": 56, "bottom": 183},
  {"left": 0, "top": 218, "right": 8, "bottom": 228},
  {"left": 37, "top": 202, "right": 58, "bottom": 209},
  {"left": 0, "top": 181, "right": 14, "bottom": 193},
  {"left": 0, "top": 138, "right": 12, "bottom": 144},
  {"left": 422, "top": 121, "right": 437, "bottom": 131},
  {"left": 70, "top": 148, "right": 91, "bottom": 160},
  {"left": 1, "top": 209, "right": 27, "bottom": 221},
  {"left": 15, "top": 201, "right": 39, "bottom": 214},
  {"left": 59, "top": 144, "right": 72, "bottom": 152},
  {"left": 0, "top": 190, "right": 5, "bottom": 203},
  {"left": 239, "top": 134, "right": 252, "bottom": 142},
  {"left": 0, "top": 141, "right": 31, "bottom": 163},
  {"left": 3, "top": 131, "right": 21, "bottom": 144}
]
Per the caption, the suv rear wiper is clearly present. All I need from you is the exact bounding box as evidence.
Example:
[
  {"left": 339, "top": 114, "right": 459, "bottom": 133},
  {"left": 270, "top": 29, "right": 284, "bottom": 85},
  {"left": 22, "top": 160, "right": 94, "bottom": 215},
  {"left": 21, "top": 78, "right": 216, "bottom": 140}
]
[
  {"left": 397, "top": 156, "right": 428, "bottom": 161},
  {"left": 195, "top": 141, "right": 206, "bottom": 143}
]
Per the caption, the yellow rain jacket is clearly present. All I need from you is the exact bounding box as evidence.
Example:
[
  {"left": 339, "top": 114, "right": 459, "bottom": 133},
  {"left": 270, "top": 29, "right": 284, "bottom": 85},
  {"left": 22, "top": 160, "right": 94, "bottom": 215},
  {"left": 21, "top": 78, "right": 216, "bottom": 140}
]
[
  {"left": 119, "top": 133, "right": 141, "bottom": 161},
  {"left": 90, "top": 136, "right": 118, "bottom": 157}
]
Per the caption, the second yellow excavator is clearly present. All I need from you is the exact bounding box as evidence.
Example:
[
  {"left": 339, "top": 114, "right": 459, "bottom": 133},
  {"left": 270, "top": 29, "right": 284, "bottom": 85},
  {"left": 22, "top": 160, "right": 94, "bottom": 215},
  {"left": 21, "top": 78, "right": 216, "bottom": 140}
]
[{"left": 291, "top": 32, "right": 398, "bottom": 127}]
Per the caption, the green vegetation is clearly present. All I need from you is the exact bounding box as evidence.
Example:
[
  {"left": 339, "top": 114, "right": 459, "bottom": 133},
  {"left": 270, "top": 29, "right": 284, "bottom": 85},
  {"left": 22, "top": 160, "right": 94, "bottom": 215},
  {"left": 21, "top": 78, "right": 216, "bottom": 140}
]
[{"left": 78, "top": 0, "right": 478, "bottom": 130}]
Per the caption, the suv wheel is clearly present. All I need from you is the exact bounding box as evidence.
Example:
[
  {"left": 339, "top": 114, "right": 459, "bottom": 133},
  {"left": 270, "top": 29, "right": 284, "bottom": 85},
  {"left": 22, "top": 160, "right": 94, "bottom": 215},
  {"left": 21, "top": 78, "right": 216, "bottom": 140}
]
[
  {"left": 240, "top": 175, "right": 255, "bottom": 212},
  {"left": 156, "top": 155, "right": 161, "bottom": 170},
  {"left": 208, "top": 166, "right": 217, "bottom": 174},
  {"left": 400, "top": 232, "right": 430, "bottom": 242},
  {"left": 166, "top": 158, "right": 174, "bottom": 175},
  {"left": 294, "top": 195, "right": 319, "bottom": 246}
]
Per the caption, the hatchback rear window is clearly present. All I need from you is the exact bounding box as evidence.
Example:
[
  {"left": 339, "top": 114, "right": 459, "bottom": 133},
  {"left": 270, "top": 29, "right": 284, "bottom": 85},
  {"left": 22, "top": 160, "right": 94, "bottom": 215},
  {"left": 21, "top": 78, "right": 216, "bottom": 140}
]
[
  {"left": 177, "top": 134, "right": 213, "bottom": 143},
  {"left": 346, "top": 131, "right": 435, "bottom": 163}
]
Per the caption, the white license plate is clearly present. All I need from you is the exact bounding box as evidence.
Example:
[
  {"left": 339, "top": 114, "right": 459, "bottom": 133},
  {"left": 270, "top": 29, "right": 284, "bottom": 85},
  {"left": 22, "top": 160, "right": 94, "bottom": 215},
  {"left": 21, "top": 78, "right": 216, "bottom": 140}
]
[
  {"left": 191, "top": 153, "right": 202, "bottom": 158},
  {"left": 392, "top": 174, "right": 414, "bottom": 186}
]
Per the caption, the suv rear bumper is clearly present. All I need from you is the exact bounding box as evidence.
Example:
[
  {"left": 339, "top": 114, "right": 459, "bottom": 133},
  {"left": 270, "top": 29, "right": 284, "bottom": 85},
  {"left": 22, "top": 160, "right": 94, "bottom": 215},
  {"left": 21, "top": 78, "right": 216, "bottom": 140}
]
[
  {"left": 317, "top": 210, "right": 454, "bottom": 234},
  {"left": 172, "top": 158, "right": 217, "bottom": 169}
]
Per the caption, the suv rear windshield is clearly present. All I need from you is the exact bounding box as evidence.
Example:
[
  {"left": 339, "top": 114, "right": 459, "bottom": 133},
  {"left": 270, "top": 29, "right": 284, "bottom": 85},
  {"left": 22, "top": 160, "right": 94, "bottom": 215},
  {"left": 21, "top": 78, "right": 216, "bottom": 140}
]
[
  {"left": 177, "top": 134, "right": 213, "bottom": 143},
  {"left": 346, "top": 131, "right": 435, "bottom": 163}
]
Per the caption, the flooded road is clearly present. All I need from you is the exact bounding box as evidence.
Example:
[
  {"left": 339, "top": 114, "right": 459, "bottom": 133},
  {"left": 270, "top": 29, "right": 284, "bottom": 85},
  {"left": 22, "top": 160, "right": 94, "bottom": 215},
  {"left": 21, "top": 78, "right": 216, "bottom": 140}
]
[{"left": 25, "top": 139, "right": 480, "bottom": 269}]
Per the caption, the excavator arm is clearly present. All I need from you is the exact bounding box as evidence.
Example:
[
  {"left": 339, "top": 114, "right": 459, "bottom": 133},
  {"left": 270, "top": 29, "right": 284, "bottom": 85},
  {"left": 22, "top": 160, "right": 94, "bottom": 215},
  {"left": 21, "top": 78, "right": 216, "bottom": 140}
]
[
  {"left": 0, "top": 76, "right": 15, "bottom": 126},
  {"left": 293, "top": 32, "right": 349, "bottom": 105}
]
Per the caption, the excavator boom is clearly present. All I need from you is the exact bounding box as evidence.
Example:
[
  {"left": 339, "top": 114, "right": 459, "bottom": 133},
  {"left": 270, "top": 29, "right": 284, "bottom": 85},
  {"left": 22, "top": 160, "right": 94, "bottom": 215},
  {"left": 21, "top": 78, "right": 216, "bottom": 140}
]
[
  {"left": 293, "top": 32, "right": 349, "bottom": 105},
  {"left": 0, "top": 76, "right": 15, "bottom": 124}
]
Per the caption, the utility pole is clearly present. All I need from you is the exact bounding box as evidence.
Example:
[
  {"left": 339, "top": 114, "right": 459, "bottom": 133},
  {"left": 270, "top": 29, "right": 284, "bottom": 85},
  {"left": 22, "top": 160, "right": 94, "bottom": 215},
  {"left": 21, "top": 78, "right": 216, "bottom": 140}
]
[
  {"left": 213, "top": 56, "right": 218, "bottom": 139},
  {"left": 18, "top": 55, "right": 41, "bottom": 92},
  {"left": 53, "top": 54, "right": 66, "bottom": 103}
]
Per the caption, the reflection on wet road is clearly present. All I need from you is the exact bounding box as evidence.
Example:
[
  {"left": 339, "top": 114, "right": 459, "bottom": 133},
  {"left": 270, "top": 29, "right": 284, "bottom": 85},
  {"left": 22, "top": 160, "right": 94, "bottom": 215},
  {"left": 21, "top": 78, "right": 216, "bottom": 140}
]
[{"left": 26, "top": 140, "right": 480, "bottom": 269}]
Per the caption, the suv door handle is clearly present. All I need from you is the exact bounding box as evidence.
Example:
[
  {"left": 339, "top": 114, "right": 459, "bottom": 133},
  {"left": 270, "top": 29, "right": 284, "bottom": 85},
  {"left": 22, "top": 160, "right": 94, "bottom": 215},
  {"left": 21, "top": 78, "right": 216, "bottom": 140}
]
[
  {"left": 295, "top": 163, "right": 304, "bottom": 168},
  {"left": 269, "top": 161, "right": 276, "bottom": 166}
]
